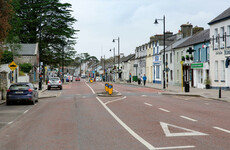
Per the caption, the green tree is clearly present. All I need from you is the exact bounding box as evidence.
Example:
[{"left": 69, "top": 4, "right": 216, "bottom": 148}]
[
  {"left": 19, "top": 63, "right": 32, "bottom": 73},
  {"left": 0, "top": 50, "right": 13, "bottom": 64},
  {"left": 7, "top": 0, "right": 78, "bottom": 66}
]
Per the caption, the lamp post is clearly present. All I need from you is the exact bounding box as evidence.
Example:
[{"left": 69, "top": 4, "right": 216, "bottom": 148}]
[
  {"left": 112, "top": 37, "right": 120, "bottom": 78},
  {"left": 38, "top": 16, "right": 42, "bottom": 90},
  {"left": 110, "top": 48, "right": 115, "bottom": 82},
  {"left": 154, "top": 15, "right": 166, "bottom": 89}
]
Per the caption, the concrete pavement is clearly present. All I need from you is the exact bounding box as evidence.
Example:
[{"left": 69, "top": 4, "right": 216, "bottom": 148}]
[{"left": 118, "top": 81, "right": 230, "bottom": 102}]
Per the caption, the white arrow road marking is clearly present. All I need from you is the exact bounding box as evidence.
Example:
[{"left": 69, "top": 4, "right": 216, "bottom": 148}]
[
  {"left": 160, "top": 122, "right": 208, "bottom": 137},
  {"left": 105, "top": 96, "right": 127, "bottom": 105}
]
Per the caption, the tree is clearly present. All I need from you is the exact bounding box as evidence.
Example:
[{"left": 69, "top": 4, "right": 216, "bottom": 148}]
[
  {"left": 7, "top": 0, "right": 78, "bottom": 66},
  {"left": 19, "top": 63, "right": 32, "bottom": 73},
  {"left": 1, "top": 50, "right": 13, "bottom": 64},
  {"left": 0, "top": 0, "right": 13, "bottom": 42}
]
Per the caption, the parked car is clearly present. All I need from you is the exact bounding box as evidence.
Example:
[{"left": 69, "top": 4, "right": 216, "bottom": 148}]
[
  {"left": 75, "top": 76, "right": 80, "bottom": 81},
  {"left": 66, "top": 75, "right": 73, "bottom": 82},
  {"left": 48, "top": 77, "right": 62, "bottom": 90},
  {"left": 96, "top": 76, "right": 102, "bottom": 82},
  {"left": 6, "top": 82, "right": 38, "bottom": 105}
]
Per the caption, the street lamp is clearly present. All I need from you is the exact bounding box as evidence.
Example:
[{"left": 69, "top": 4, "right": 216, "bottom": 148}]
[
  {"left": 112, "top": 37, "right": 120, "bottom": 72},
  {"left": 110, "top": 48, "right": 116, "bottom": 82},
  {"left": 38, "top": 16, "right": 42, "bottom": 90},
  {"left": 154, "top": 15, "right": 166, "bottom": 89}
]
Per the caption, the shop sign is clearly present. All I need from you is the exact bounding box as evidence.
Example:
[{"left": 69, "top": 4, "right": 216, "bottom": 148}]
[{"left": 191, "top": 63, "right": 203, "bottom": 69}]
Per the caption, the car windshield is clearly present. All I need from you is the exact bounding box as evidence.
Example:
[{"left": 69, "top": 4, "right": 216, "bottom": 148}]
[{"left": 10, "top": 84, "right": 30, "bottom": 90}]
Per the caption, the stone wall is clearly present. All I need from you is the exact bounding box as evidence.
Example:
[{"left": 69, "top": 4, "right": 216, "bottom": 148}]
[{"left": 0, "top": 71, "right": 8, "bottom": 100}]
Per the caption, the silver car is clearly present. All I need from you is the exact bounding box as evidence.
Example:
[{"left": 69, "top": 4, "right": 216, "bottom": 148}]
[{"left": 48, "top": 77, "right": 62, "bottom": 90}]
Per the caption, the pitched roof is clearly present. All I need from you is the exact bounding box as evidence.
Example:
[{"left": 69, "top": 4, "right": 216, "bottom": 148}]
[
  {"left": 175, "top": 29, "right": 210, "bottom": 49},
  {"left": 17, "top": 43, "right": 38, "bottom": 55},
  {"left": 165, "top": 36, "right": 190, "bottom": 51},
  {"left": 208, "top": 7, "right": 230, "bottom": 25},
  {"left": 121, "top": 54, "right": 135, "bottom": 62}
]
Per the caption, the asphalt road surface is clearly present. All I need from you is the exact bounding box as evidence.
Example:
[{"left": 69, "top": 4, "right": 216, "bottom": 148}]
[{"left": 0, "top": 80, "right": 229, "bottom": 150}]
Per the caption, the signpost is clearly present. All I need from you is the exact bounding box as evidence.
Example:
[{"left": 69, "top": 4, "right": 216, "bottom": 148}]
[
  {"left": 8, "top": 61, "right": 18, "bottom": 83},
  {"left": 8, "top": 61, "right": 17, "bottom": 71}
]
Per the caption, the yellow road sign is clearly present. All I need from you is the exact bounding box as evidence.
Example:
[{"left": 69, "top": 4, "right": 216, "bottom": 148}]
[{"left": 8, "top": 61, "right": 18, "bottom": 71}]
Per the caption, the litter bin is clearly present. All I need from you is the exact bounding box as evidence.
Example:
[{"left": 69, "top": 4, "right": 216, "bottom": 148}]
[
  {"left": 185, "top": 81, "right": 190, "bottom": 92},
  {"left": 138, "top": 79, "right": 141, "bottom": 85}
]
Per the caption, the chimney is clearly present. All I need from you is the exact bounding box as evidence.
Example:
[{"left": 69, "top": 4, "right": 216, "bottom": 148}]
[
  {"left": 165, "top": 31, "right": 173, "bottom": 38},
  {"left": 181, "top": 22, "right": 193, "bottom": 38},
  {"left": 176, "top": 30, "right": 183, "bottom": 40},
  {"left": 192, "top": 26, "right": 204, "bottom": 35}
]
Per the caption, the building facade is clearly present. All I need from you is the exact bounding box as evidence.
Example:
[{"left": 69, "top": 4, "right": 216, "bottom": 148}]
[{"left": 208, "top": 7, "right": 230, "bottom": 89}]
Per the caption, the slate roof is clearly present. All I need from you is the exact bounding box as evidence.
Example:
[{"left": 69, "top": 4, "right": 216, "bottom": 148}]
[
  {"left": 17, "top": 43, "right": 38, "bottom": 55},
  {"left": 208, "top": 7, "right": 230, "bottom": 25},
  {"left": 121, "top": 54, "right": 135, "bottom": 62},
  {"left": 165, "top": 36, "right": 191, "bottom": 52},
  {"left": 175, "top": 29, "right": 210, "bottom": 49}
]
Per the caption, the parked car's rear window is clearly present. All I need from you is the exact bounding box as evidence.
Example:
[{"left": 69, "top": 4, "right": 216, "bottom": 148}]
[
  {"left": 50, "top": 78, "right": 59, "bottom": 81},
  {"left": 10, "top": 84, "right": 30, "bottom": 90}
]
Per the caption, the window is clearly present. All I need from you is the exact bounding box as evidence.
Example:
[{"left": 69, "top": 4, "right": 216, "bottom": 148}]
[
  {"left": 170, "top": 53, "right": 172, "bottom": 64},
  {"left": 166, "top": 54, "right": 168, "bottom": 64},
  {"left": 206, "top": 47, "right": 209, "bottom": 61},
  {"left": 221, "top": 60, "right": 225, "bottom": 81},
  {"left": 177, "top": 52, "right": 179, "bottom": 62},
  {"left": 156, "top": 65, "right": 160, "bottom": 79},
  {"left": 215, "top": 61, "right": 218, "bottom": 81},
  {"left": 198, "top": 48, "right": 201, "bottom": 61},
  {"left": 227, "top": 26, "right": 230, "bottom": 47},
  {"left": 214, "top": 28, "right": 218, "bottom": 40}
]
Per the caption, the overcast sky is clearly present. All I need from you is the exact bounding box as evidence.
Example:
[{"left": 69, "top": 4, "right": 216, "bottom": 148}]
[{"left": 61, "top": 0, "right": 230, "bottom": 59}]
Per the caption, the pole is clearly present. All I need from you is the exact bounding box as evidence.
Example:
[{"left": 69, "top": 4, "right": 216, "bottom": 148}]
[
  {"left": 163, "top": 15, "right": 166, "bottom": 89},
  {"left": 62, "top": 45, "right": 64, "bottom": 83},
  {"left": 38, "top": 16, "right": 42, "bottom": 90}
]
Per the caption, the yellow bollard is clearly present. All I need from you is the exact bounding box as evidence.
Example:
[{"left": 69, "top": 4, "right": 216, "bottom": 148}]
[
  {"left": 90, "top": 78, "right": 93, "bottom": 83},
  {"left": 105, "top": 83, "right": 109, "bottom": 92},
  {"left": 108, "top": 84, "right": 113, "bottom": 95}
]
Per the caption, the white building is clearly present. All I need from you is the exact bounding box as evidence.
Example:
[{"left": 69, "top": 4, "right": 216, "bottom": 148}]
[{"left": 208, "top": 7, "right": 230, "bottom": 89}]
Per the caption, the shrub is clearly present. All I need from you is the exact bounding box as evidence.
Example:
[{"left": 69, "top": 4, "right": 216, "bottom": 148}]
[
  {"left": 19, "top": 63, "right": 32, "bottom": 73},
  {"left": 19, "top": 71, "right": 25, "bottom": 76},
  {"left": 1, "top": 50, "right": 13, "bottom": 64}
]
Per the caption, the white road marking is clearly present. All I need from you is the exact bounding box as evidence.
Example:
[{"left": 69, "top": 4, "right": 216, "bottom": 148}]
[
  {"left": 96, "top": 97, "right": 155, "bottom": 149},
  {"left": 205, "top": 103, "right": 209, "bottom": 105},
  {"left": 85, "top": 82, "right": 95, "bottom": 94},
  {"left": 105, "top": 96, "right": 127, "bottom": 105},
  {"left": 160, "top": 122, "right": 208, "bottom": 137},
  {"left": 0, "top": 122, "right": 9, "bottom": 124},
  {"left": 142, "top": 95, "right": 147, "bottom": 97},
  {"left": 180, "top": 116, "right": 197, "bottom": 122},
  {"left": 213, "top": 126, "right": 230, "bottom": 134},
  {"left": 23, "top": 110, "right": 29, "bottom": 114},
  {"left": 159, "top": 108, "right": 170, "bottom": 113},
  {"left": 144, "top": 103, "right": 152, "bottom": 106},
  {"left": 152, "top": 145, "right": 195, "bottom": 150},
  {"left": 8, "top": 121, "right": 13, "bottom": 125}
]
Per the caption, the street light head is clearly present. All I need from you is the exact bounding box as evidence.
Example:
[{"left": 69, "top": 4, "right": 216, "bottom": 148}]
[
  {"left": 109, "top": 49, "right": 111, "bottom": 52},
  {"left": 154, "top": 19, "right": 158, "bottom": 24},
  {"left": 112, "top": 39, "right": 115, "bottom": 42}
]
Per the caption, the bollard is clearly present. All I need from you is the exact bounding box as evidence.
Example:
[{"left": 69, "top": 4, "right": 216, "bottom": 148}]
[
  {"left": 105, "top": 83, "right": 109, "bottom": 92},
  {"left": 219, "top": 87, "right": 221, "bottom": 98},
  {"left": 108, "top": 84, "right": 113, "bottom": 95},
  {"left": 90, "top": 78, "right": 93, "bottom": 83}
]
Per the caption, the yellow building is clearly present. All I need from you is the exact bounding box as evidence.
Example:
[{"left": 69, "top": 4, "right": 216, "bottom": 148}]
[{"left": 146, "top": 42, "right": 153, "bottom": 83}]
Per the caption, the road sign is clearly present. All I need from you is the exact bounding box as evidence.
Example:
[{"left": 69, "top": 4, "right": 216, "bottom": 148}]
[{"left": 8, "top": 61, "right": 18, "bottom": 71}]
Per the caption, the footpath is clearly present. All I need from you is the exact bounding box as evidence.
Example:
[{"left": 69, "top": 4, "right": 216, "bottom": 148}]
[{"left": 118, "top": 81, "right": 230, "bottom": 103}]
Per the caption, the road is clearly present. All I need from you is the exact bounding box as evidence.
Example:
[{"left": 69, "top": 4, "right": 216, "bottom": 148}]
[{"left": 0, "top": 80, "right": 229, "bottom": 150}]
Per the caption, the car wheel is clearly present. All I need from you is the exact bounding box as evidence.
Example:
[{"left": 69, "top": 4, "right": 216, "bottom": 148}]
[
  {"left": 6, "top": 101, "right": 11, "bottom": 105},
  {"left": 48, "top": 87, "right": 51, "bottom": 90},
  {"left": 31, "top": 99, "right": 35, "bottom": 105},
  {"left": 60, "top": 87, "right": 62, "bottom": 90}
]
